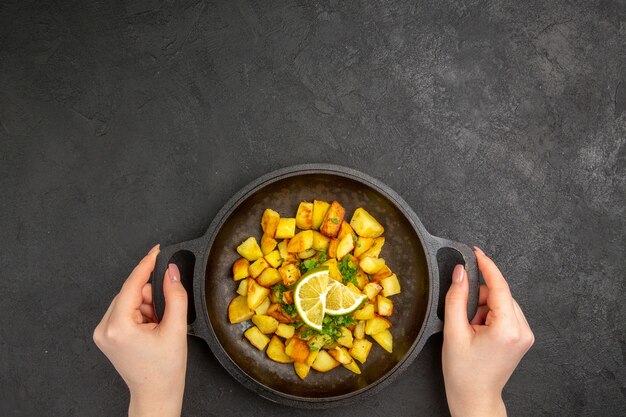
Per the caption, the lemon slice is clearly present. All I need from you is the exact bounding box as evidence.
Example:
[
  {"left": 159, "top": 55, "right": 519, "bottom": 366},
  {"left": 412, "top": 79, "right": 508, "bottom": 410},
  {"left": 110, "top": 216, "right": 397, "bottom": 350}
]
[
  {"left": 325, "top": 279, "right": 367, "bottom": 316},
  {"left": 294, "top": 267, "right": 330, "bottom": 331}
]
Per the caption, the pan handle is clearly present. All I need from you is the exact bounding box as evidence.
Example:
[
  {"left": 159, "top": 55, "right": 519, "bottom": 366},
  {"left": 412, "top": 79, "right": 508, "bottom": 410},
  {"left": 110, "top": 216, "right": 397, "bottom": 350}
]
[
  {"left": 424, "top": 236, "right": 479, "bottom": 336},
  {"left": 151, "top": 237, "right": 207, "bottom": 339}
]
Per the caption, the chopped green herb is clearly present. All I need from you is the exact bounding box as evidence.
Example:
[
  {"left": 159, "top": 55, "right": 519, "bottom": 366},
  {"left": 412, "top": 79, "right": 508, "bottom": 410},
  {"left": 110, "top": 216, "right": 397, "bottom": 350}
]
[
  {"left": 353, "top": 234, "right": 360, "bottom": 247},
  {"left": 303, "top": 314, "right": 355, "bottom": 346},
  {"left": 299, "top": 258, "right": 320, "bottom": 273},
  {"left": 282, "top": 303, "right": 297, "bottom": 316},
  {"left": 338, "top": 257, "right": 358, "bottom": 286},
  {"left": 272, "top": 283, "right": 292, "bottom": 304},
  {"left": 329, "top": 218, "right": 339, "bottom": 224},
  {"left": 317, "top": 251, "right": 327, "bottom": 264}
]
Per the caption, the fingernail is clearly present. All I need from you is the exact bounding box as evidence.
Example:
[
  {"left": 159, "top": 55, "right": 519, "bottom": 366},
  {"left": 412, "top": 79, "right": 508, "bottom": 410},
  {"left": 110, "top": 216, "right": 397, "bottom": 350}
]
[
  {"left": 452, "top": 264, "right": 465, "bottom": 283},
  {"left": 148, "top": 244, "right": 160, "bottom": 255},
  {"left": 473, "top": 246, "right": 485, "bottom": 256},
  {"left": 168, "top": 263, "right": 180, "bottom": 282}
]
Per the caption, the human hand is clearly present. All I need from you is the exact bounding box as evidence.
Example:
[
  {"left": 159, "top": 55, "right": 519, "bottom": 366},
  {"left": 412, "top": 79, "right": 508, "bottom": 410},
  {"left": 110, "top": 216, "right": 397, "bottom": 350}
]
[
  {"left": 93, "top": 245, "right": 188, "bottom": 417},
  {"left": 442, "top": 247, "right": 534, "bottom": 417}
]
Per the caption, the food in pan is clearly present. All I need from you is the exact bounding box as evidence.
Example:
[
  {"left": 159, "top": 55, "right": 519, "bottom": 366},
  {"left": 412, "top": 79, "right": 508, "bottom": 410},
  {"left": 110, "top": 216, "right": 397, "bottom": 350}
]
[{"left": 228, "top": 200, "right": 401, "bottom": 379}]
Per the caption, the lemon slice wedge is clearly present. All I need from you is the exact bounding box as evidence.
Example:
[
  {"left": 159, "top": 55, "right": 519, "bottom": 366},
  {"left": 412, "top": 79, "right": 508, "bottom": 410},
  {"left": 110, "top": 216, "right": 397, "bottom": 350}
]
[
  {"left": 325, "top": 279, "right": 367, "bottom": 316},
  {"left": 294, "top": 267, "right": 330, "bottom": 331}
]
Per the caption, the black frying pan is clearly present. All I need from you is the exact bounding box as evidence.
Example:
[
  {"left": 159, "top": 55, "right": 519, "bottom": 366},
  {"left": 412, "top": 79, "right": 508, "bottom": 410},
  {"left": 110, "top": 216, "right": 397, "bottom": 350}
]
[{"left": 151, "top": 164, "right": 479, "bottom": 408}]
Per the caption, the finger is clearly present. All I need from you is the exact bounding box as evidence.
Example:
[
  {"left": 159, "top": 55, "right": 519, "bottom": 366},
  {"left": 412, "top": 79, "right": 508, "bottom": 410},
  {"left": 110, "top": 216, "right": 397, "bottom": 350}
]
[
  {"left": 478, "top": 285, "right": 489, "bottom": 305},
  {"left": 443, "top": 265, "right": 472, "bottom": 339},
  {"left": 142, "top": 283, "right": 152, "bottom": 305},
  {"left": 474, "top": 247, "right": 515, "bottom": 315},
  {"left": 116, "top": 245, "right": 160, "bottom": 312},
  {"left": 139, "top": 303, "right": 157, "bottom": 323},
  {"left": 158, "top": 263, "right": 188, "bottom": 335},
  {"left": 470, "top": 304, "right": 490, "bottom": 325}
]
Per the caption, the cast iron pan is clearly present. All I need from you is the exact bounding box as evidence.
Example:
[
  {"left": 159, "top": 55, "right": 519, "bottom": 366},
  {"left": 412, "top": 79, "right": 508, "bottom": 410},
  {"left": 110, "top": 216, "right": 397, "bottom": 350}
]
[{"left": 151, "top": 164, "right": 478, "bottom": 408}]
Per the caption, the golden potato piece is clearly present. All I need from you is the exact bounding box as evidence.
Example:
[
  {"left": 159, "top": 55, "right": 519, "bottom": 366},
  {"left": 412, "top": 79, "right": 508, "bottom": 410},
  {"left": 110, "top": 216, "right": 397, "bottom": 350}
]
[
  {"left": 312, "top": 231, "right": 330, "bottom": 251},
  {"left": 247, "top": 279, "right": 270, "bottom": 310},
  {"left": 266, "top": 336, "right": 293, "bottom": 363},
  {"left": 260, "top": 233, "right": 277, "bottom": 256},
  {"left": 371, "top": 329, "right": 393, "bottom": 353},
  {"left": 236, "top": 278, "right": 248, "bottom": 296},
  {"left": 267, "top": 303, "right": 294, "bottom": 323},
  {"left": 380, "top": 273, "right": 401, "bottom": 297},
  {"left": 233, "top": 258, "right": 250, "bottom": 281},
  {"left": 353, "top": 303, "right": 376, "bottom": 320},
  {"left": 261, "top": 209, "right": 280, "bottom": 238},
  {"left": 372, "top": 265, "right": 393, "bottom": 281},
  {"left": 254, "top": 296, "right": 271, "bottom": 315},
  {"left": 328, "top": 346, "right": 353, "bottom": 365},
  {"left": 353, "top": 237, "right": 375, "bottom": 258},
  {"left": 359, "top": 257, "right": 386, "bottom": 274},
  {"left": 237, "top": 237, "right": 263, "bottom": 261},
  {"left": 279, "top": 263, "right": 301, "bottom": 286},
  {"left": 244, "top": 326, "right": 270, "bottom": 351},
  {"left": 337, "top": 221, "right": 355, "bottom": 240},
  {"left": 256, "top": 267, "right": 282, "bottom": 287},
  {"left": 275, "top": 218, "right": 296, "bottom": 239},
  {"left": 306, "top": 350, "right": 319, "bottom": 366},
  {"left": 297, "top": 248, "right": 317, "bottom": 259},
  {"left": 353, "top": 320, "right": 365, "bottom": 340},
  {"left": 264, "top": 250, "right": 283, "bottom": 269},
  {"left": 350, "top": 208, "right": 384, "bottom": 238},
  {"left": 355, "top": 268, "right": 368, "bottom": 290},
  {"left": 287, "top": 230, "right": 313, "bottom": 253},
  {"left": 376, "top": 295, "right": 394, "bottom": 316},
  {"left": 343, "top": 360, "right": 361, "bottom": 374},
  {"left": 311, "top": 349, "right": 341, "bottom": 372},
  {"left": 312, "top": 200, "right": 330, "bottom": 230},
  {"left": 252, "top": 314, "right": 279, "bottom": 334},
  {"left": 228, "top": 295, "right": 254, "bottom": 324},
  {"left": 321, "top": 258, "right": 341, "bottom": 281},
  {"left": 285, "top": 337, "right": 310, "bottom": 363},
  {"left": 294, "top": 362, "right": 311, "bottom": 380},
  {"left": 362, "top": 282, "right": 383, "bottom": 300},
  {"left": 248, "top": 258, "right": 269, "bottom": 279},
  {"left": 349, "top": 339, "right": 373, "bottom": 364},
  {"left": 336, "top": 233, "right": 355, "bottom": 260},
  {"left": 358, "top": 237, "right": 385, "bottom": 259},
  {"left": 295, "top": 202, "right": 314, "bottom": 230},
  {"left": 328, "top": 238, "right": 339, "bottom": 258},
  {"left": 336, "top": 326, "right": 354, "bottom": 348},
  {"left": 320, "top": 201, "right": 345, "bottom": 238},
  {"left": 275, "top": 323, "right": 295, "bottom": 339},
  {"left": 365, "top": 316, "right": 392, "bottom": 336}
]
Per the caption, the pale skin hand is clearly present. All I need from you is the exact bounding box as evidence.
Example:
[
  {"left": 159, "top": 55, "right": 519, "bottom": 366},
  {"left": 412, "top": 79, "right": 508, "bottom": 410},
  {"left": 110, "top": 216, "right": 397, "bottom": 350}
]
[
  {"left": 93, "top": 245, "right": 188, "bottom": 417},
  {"left": 442, "top": 247, "right": 535, "bottom": 417}
]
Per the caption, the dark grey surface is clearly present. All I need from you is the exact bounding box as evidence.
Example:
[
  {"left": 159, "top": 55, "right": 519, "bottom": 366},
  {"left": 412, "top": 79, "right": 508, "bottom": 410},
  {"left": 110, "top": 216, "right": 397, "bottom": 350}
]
[{"left": 1, "top": 0, "right": 624, "bottom": 416}]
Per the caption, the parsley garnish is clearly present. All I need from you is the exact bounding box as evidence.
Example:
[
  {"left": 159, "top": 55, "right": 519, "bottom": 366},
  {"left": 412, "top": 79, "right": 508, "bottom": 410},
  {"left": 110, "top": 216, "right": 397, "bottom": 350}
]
[
  {"left": 339, "top": 257, "right": 358, "bottom": 286},
  {"left": 272, "top": 283, "right": 288, "bottom": 300},
  {"left": 302, "top": 314, "right": 356, "bottom": 347},
  {"left": 329, "top": 218, "right": 339, "bottom": 224},
  {"left": 282, "top": 303, "right": 297, "bottom": 316},
  {"left": 297, "top": 251, "right": 328, "bottom": 273},
  {"left": 299, "top": 258, "right": 320, "bottom": 273}
]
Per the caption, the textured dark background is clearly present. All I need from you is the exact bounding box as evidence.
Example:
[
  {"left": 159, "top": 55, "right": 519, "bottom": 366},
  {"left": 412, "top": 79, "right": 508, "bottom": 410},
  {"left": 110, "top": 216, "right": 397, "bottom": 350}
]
[{"left": 1, "top": 0, "right": 625, "bottom": 416}]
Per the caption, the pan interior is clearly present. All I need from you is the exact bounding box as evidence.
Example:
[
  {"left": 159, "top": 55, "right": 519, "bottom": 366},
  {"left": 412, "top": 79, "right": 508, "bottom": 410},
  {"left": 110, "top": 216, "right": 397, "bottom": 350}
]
[{"left": 205, "top": 173, "right": 428, "bottom": 398}]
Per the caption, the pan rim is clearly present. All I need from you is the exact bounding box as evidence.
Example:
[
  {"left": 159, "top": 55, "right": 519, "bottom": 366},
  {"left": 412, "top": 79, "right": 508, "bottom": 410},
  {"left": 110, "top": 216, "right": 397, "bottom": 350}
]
[{"left": 197, "top": 164, "right": 439, "bottom": 407}]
